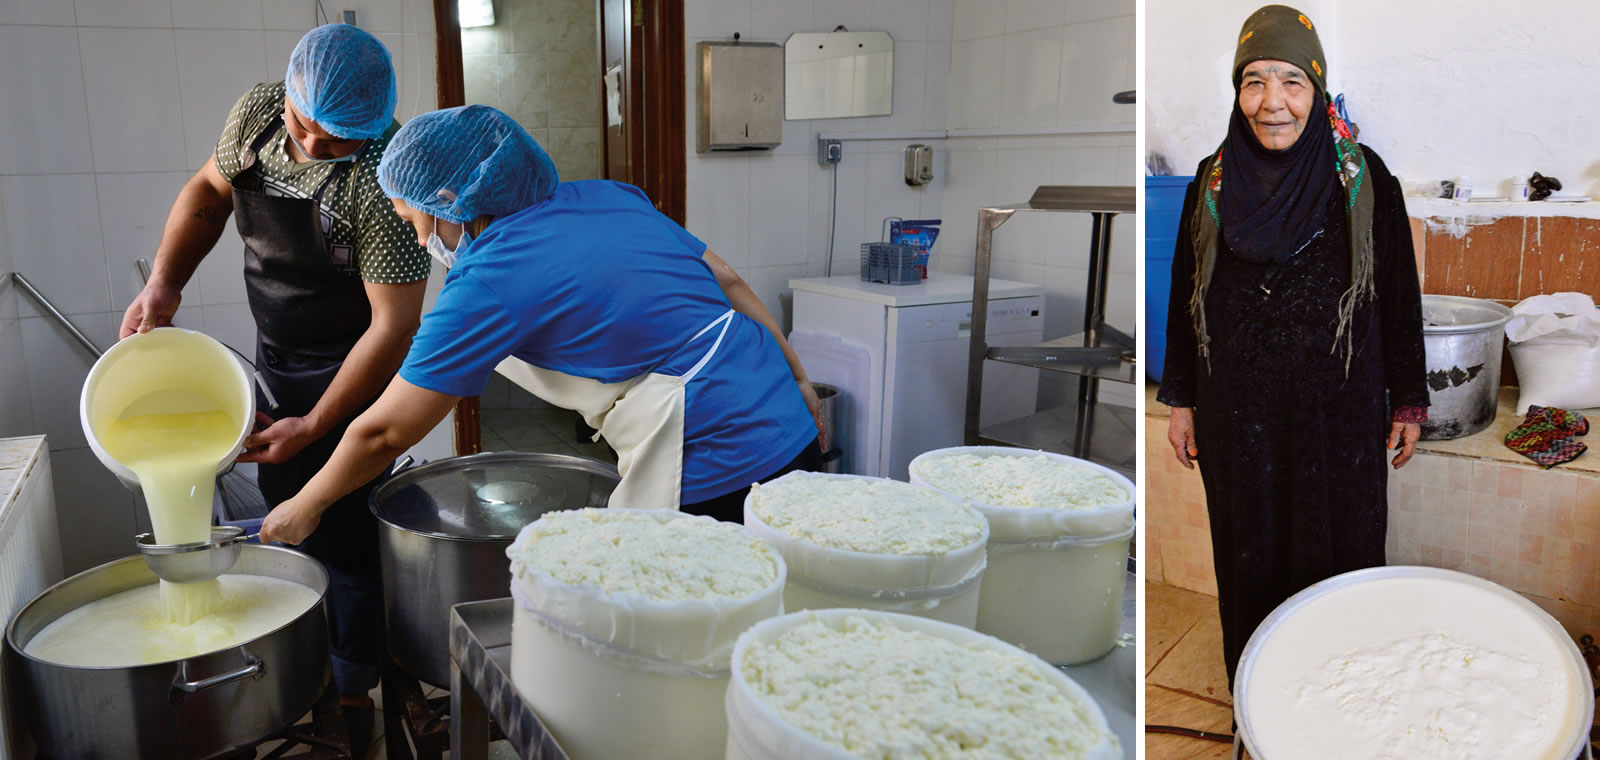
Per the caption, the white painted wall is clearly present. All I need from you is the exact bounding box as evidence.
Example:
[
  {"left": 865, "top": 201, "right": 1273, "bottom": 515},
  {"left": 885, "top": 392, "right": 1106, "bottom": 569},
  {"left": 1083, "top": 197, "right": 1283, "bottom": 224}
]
[
  {"left": 938, "top": 0, "right": 1137, "bottom": 408},
  {"left": 0, "top": 0, "right": 440, "bottom": 573},
  {"left": 1337, "top": 0, "right": 1596, "bottom": 196},
  {"left": 1147, "top": 0, "right": 1596, "bottom": 197},
  {"left": 682, "top": 0, "right": 955, "bottom": 330}
]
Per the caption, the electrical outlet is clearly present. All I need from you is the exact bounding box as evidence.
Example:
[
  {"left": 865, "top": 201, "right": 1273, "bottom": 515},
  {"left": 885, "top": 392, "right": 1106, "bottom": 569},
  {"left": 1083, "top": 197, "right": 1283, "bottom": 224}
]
[
  {"left": 342, "top": 9, "right": 356, "bottom": 25},
  {"left": 817, "top": 138, "right": 843, "bottom": 166}
]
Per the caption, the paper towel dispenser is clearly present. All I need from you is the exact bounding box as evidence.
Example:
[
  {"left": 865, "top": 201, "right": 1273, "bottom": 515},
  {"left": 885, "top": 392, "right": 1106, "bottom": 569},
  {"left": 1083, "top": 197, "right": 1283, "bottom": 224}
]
[{"left": 696, "top": 40, "right": 784, "bottom": 153}]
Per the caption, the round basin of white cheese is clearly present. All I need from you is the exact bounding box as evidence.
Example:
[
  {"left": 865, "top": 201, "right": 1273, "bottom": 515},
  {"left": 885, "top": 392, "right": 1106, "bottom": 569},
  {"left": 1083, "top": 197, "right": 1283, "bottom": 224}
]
[
  {"left": 744, "top": 473, "right": 988, "bottom": 626},
  {"left": 726, "top": 608, "right": 1121, "bottom": 760},
  {"left": 1241, "top": 567, "right": 1589, "bottom": 760},
  {"left": 507, "top": 508, "right": 786, "bottom": 760}
]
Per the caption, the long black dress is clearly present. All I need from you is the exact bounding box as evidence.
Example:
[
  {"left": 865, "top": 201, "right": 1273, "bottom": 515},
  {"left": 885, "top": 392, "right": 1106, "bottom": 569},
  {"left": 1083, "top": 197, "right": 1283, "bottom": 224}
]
[{"left": 1157, "top": 146, "right": 1429, "bottom": 690}]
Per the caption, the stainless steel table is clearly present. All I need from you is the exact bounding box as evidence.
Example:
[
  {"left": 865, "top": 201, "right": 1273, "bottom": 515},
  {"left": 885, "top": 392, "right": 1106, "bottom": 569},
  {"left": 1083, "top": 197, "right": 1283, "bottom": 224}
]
[
  {"left": 1061, "top": 568, "right": 1136, "bottom": 757},
  {"left": 449, "top": 573, "right": 1136, "bottom": 759},
  {"left": 448, "top": 600, "right": 569, "bottom": 760}
]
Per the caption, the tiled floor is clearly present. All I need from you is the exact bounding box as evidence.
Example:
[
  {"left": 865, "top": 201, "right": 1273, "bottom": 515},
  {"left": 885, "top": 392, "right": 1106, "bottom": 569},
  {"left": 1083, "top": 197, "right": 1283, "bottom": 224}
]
[
  {"left": 1144, "top": 580, "right": 1235, "bottom": 760},
  {"left": 480, "top": 405, "right": 617, "bottom": 464}
]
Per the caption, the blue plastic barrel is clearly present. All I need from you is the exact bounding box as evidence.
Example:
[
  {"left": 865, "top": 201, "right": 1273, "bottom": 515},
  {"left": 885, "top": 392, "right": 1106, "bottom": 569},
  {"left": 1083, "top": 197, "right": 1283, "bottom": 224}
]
[{"left": 1145, "top": 176, "right": 1193, "bottom": 384}]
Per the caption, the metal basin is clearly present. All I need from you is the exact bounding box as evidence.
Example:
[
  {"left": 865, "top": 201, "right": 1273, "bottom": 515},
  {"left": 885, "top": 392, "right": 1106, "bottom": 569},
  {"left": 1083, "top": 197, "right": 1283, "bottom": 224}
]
[
  {"left": 1420, "top": 295, "right": 1512, "bottom": 440},
  {"left": 370, "top": 451, "right": 620, "bottom": 688},
  {"left": 4, "top": 545, "right": 330, "bottom": 759}
]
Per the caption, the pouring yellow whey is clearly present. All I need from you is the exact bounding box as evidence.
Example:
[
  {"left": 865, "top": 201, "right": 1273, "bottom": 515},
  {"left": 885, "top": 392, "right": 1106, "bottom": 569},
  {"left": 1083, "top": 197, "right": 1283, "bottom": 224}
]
[{"left": 99, "top": 404, "right": 240, "bottom": 624}]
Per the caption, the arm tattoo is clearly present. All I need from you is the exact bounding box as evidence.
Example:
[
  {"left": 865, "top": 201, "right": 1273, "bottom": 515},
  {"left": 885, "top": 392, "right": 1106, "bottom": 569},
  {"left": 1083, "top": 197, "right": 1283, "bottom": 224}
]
[{"left": 192, "top": 205, "right": 229, "bottom": 226}]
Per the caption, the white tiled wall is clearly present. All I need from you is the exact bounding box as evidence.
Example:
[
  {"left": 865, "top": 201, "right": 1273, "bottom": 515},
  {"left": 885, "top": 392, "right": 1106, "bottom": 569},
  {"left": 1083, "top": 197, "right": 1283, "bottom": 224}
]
[
  {"left": 681, "top": 0, "right": 1133, "bottom": 412},
  {"left": 0, "top": 0, "right": 439, "bottom": 574},
  {"left": 0, "top": 441, "right": 63, "bottom": 754},
  {"left": 937, "top": 0, "right": 1135, "bottom": 408},
  {"left": 0, "top": 188, "right": 28, "bottom": 443},
  {"left": 683, "top": 0, "right": 954, "bottom": 326},
  {"left": 461, "top": 0, "right": 605, "bottom": 182}
]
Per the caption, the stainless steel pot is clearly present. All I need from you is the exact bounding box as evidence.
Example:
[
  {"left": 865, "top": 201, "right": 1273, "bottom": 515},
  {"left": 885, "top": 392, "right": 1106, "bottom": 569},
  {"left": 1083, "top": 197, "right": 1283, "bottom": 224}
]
[
  {"left": 4, "top": 545, "right": 330, "bottom": 759},
  {"left": 813, "top": 382, "right": 844, "bottom": 473},
  {"left": 1420, "top": 295, "right": 1512, "bottom": 440},
  {"left": 370, "top": 451, "right": 620, "bottom": 688}
]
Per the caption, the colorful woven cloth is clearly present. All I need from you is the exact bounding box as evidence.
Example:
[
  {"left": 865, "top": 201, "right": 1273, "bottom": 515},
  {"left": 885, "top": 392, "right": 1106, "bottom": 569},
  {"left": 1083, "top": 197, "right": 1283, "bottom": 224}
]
[
  {"left": 1505, "top": 406, "right": 1589, "bottom": 468},
  {"left": 1391, "top": 404, "right": 1428, "bottom": 424}
]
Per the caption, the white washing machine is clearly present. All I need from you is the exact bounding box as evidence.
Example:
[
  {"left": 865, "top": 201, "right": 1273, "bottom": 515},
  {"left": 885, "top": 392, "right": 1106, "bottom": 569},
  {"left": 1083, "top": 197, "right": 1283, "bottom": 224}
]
[{"left": 789, "top": 275, "right": 1044, "bottom": 480}]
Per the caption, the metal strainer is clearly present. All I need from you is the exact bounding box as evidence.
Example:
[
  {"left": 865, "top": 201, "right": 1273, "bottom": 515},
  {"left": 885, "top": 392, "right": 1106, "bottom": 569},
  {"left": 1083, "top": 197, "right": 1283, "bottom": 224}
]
[{"left": 134, "top": 526, "right": 255, "bottom": 583}]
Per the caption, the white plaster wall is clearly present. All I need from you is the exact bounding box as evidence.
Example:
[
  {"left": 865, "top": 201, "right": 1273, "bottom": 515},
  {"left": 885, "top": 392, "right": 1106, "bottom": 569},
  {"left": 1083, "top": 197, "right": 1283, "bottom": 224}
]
[
  {"left": 1337, "top": 0, "right": 1598, "bottom": 197},
  {"left": 1147, "top": 0, "right": 1597, "bottom": 197}
]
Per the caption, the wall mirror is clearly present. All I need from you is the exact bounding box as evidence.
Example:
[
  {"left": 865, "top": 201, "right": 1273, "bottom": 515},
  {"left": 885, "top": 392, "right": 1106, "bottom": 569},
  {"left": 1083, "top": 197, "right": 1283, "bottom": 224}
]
[{"left": 784, "top": 31, "right": 894, "bottom": 120}]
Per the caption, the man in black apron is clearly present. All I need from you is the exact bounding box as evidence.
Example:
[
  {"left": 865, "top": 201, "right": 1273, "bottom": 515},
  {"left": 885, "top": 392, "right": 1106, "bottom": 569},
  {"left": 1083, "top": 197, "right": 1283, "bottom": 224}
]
[{"left": 118, "top": 25, "right": 429, "bottom": 754}]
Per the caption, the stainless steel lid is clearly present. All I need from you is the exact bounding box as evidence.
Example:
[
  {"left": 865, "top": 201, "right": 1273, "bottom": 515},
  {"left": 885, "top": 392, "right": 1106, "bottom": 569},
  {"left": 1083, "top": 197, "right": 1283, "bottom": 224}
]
[
  {"left": 1421, "top": 294, "right": 1512, "bottom": 334},
  {"left": 370, "top": 452, "right": 620, "bottom": 541}
]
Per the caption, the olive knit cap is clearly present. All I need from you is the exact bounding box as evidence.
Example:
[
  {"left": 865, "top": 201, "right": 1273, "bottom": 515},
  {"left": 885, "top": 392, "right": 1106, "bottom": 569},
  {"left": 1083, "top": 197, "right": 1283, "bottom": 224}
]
[{"left": 1233, "top": 5, "right": 1328, "bottom": 95}]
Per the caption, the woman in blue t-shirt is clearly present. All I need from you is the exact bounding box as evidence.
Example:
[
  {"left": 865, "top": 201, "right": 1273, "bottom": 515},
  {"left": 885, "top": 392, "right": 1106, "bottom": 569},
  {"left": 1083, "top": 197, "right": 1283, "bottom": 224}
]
[{"left": 257, "top": 105, "right": 824, "bottom": 545}]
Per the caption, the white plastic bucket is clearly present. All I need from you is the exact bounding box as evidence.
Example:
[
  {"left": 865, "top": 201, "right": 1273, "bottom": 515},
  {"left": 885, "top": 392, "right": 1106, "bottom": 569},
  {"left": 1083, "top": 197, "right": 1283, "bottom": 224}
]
[
  {"left": 507, "top": 509, "right": 787, "bottom": 760},
  {"left": 79, "top": 327, "right": 255, "bottom": 492},
  {"left": 1234, "top": 566, "right": 1593, "bottom": 760},
  {"left": 724, "top": 608, "right": 1122, "bottom": 760},
  {"left": 909, "top": 446, "right": 1135, "bottom": 664},
  {"left": 743, "top": 472, "right": 989, "bottom": 628}
]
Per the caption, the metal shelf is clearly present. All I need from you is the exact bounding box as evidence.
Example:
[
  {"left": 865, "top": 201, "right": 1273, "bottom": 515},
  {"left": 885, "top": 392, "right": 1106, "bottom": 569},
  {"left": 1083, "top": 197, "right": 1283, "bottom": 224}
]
[
  {"left": 964, "top": 185, "right": 1137, "bottom": 466},
  {"left": 978, "top": 404, "right": 1136, "bottom": 477},
  {"left": 986, "top": 327, "right": 1136, "bottom": 383}
]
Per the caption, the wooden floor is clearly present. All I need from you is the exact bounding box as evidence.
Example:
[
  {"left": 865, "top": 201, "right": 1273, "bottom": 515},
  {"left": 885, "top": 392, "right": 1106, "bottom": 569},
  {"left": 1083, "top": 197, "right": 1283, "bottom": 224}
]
[{"left": 1144, "top": 580, "right": 1234, "bottom": 760}]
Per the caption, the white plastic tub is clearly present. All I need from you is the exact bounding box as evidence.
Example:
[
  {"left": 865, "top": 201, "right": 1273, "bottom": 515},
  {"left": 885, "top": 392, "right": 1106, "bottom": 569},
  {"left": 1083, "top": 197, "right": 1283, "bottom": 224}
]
[
  {"left": 910, "top": 446, "right": 1135, "bottom": 664},
  {"left": 507, "top": 509, "right": 786, "bottom": 760},
  {"left": 743, "top": 472, "right": 988, "bottom": 627},
  {"left": 79, "top": 327, "right": 254, "bottom": 492},
  {"left": 724, "top": 608, "right": 1122, "bottom": 760},
  {"left": 1236, "top": 566, "right": 1592, "bottom": 760}
]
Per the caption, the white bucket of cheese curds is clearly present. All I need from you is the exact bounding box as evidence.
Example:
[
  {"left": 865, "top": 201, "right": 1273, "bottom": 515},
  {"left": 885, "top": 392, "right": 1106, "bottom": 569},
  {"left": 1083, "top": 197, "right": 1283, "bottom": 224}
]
[
  {"left": 724, "top": 608, "right": 1122, "bottom": 760},
  {"left": 743, "top": 471, "right": 988, "bottom": 627},
  {"left": 507, "top": 508, "right": 787, "bottom": 760},
  {"left": 910, "top": 446, "right": 1134, "bottom": 664}
]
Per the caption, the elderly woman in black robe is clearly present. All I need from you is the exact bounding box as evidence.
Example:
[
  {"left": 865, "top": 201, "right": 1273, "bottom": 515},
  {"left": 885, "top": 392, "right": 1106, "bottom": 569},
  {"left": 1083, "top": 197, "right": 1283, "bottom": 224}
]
[{"left": 1157, "top": 4, "right": 1429, "bottom": 690}]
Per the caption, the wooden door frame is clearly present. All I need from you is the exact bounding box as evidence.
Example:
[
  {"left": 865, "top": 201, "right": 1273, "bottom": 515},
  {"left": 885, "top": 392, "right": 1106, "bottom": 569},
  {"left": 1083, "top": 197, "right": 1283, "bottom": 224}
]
[
  {"left": 431, "top": 0, "right": 684, "bottom": 455},
  {"left": 632, "top": 0, "right": 687, "bottom": 225}
]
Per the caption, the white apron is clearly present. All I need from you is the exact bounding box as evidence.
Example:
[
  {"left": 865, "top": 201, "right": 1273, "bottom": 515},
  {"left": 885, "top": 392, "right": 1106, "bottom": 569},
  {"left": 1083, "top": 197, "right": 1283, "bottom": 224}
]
[{"left": 492, "top": 309, "right": 735, "bottom": 510}]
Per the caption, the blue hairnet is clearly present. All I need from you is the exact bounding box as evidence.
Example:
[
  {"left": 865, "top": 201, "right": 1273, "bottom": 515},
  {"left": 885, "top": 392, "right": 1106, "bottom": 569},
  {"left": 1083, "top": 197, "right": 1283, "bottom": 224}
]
[
  {"left": 377, "top": 105, "right": 559, "bottom": 224},
  {"left": 285, "top": 24, "right": 398, "bottom": 140}
]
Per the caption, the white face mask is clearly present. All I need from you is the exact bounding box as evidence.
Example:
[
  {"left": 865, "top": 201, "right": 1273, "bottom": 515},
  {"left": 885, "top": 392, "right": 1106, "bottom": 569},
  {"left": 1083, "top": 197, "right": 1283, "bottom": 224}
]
[
  {"left": 289, "top": 132, "right": 365, "bottom": 164},
  {"left": 426, "top": 217, "right": 469, "bottom": 269}
]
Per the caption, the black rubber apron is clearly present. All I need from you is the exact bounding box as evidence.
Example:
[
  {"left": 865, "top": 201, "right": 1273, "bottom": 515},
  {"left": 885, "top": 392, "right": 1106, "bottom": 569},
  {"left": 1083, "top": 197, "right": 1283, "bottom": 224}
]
[{"left": 231, "top": 116, "right": 384, "bottom": 694}]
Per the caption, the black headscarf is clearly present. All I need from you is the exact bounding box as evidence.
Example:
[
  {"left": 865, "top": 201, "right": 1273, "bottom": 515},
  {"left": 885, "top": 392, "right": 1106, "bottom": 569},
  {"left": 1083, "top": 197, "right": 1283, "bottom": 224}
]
[{"left": 1219, "top": 88, "right": 1338, "bottom": 265}]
